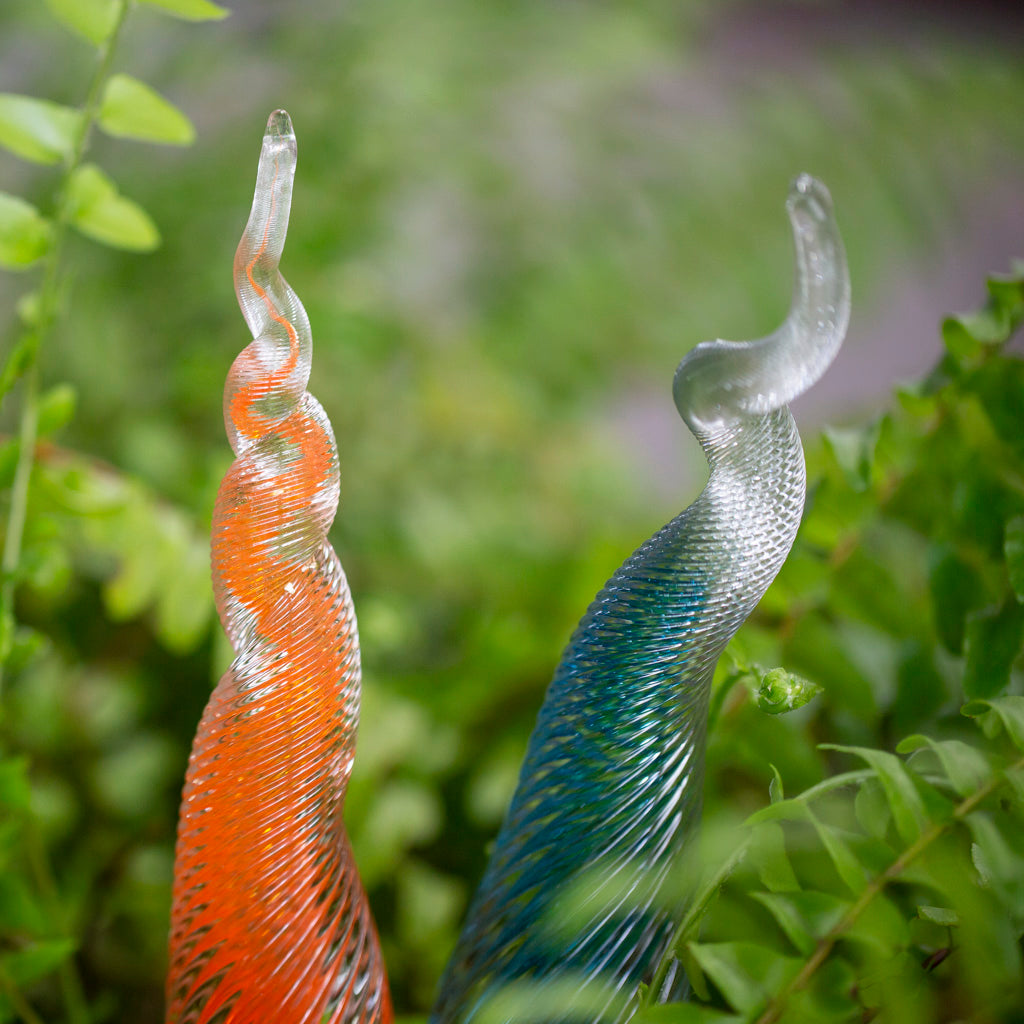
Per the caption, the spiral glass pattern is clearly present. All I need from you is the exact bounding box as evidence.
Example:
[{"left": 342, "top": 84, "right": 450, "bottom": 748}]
[
  {"left": 431, "top": 175, "right": 850, "bottom": 1024},
  {"left": 166, "top": 111, "right": 391, "bottom": 1024}
]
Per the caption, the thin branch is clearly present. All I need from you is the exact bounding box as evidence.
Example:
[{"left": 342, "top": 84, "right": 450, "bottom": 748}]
[
  {"left": 752, "top": 753, "right": 1024, "bottom": 1024},
  {"left": 0, "top": 0, "right": 131, "bottom": 698}
]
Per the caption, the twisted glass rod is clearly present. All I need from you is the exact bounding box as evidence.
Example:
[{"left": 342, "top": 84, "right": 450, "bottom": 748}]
[
  {"left": 431, "top": 174, "right": 850, "bottom": 1024},
  {"left": 167, "top": 111, "right": 391, "bottom": 1024}
]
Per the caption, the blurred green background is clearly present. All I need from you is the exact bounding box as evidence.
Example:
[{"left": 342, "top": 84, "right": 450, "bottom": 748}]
[{"left": 1, "top": 0, "right": 1023, "bottom": 1019}]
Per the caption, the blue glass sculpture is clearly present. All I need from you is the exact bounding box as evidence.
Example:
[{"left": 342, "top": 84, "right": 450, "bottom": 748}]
[{"left": 431, "top": 174, "right": 850, "bottom": 1024}]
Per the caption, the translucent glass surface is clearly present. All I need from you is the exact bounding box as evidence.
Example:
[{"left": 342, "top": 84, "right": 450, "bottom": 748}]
[
  {"left": 166, "top": 111, "right": 392, "bottom": 1024},
  {"left": 431, "top": 175, "right": 850, "bottom": 1024}
]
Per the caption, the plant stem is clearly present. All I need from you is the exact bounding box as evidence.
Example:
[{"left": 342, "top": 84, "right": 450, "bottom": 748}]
[
  {"left": 752, "top": 753, "right": 1024, "bottom": 1024},
  {"left": 644, "top": 832, "right": 752, "bottom": 1007},
  {"left": 0, "top": 0, "right": 131, "bottom": 699},
  {"left": 0, "top": 363, "right": 38, "bottom": 695},
  {"left": 0, "top": 8, "right": 132, "bottom": 1023}
]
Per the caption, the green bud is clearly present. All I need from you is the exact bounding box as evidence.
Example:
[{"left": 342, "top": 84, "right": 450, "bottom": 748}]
[{"left": 755, "top": 666, "right": 823, "bottom": 715}]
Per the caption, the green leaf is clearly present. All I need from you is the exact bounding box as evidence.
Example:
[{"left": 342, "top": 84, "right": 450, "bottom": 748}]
[
  {"left": 1, "top": 939, "right": 76, "bottom": 987},
  {"left": 16, "top": 290, "right": 41, "bottom": 327},
  {"left": 968, "top": 818, "right": 1011, "bottom": 890},
  {"left": 678, "top": 944, "right": 710, "bottom": 1003},
  {"left": 952, "top": 465, "right": 1018, "bottom": 559},
  {"left": 99, "top": 74, "right": 195, "bottom": 145},
  {"left": 66, "top": 164, "right": 160, "bottom": 251},
  {"left": 1003, "top": 763, "right": 1024, "bottom": 808},
  {"left": 395, "top": 860, "right": 464, "bottom": 949},
  {"left": 970, "top": 357, "right": 1024, "bottom": 458},
  {"left": 136, "top": 0, "right": 230, "bottom": 20},
  {"left": 0, "top": 94, "right": 80, "bottom": 164},
  {"left": 895, "top": 735, "right": 991, "bottom": 797},
  {"left": 892, "top": 642, "right": 947, "bottom": 736},
  {"left": 36, "top": 383, "right": 77, "bottom": 437},
  {"left": 917, "top": 905, "right": 958, "bottom": 926},
  {"left": 635, "top": 1006, "right": 741, "bottom": 1024},
  {"left": 0, "top": 874, "right": 47, "bottom": 933},
  {"left": 822, "top": 745, "right": 928, "bottom": 844},
  {"left": 753, "top": 799, "right": 868, "bottom": 893},
  {"left": 0, "top": 606, "right": 13, "bottom": 664},
  {"left": 44, "top": 0, "right": 119, "bottom": 44},
  {"left": 962, "top": 597, "right": 1024, "bottom": 700},
  {"left": 90, "top": 734, "right": 179, "bottom": 819},
  {"left": 753, "top": 666, "right": 822, "bottom": 715},
  {"left": 752, "top": 890, "right": 850, "bottom": 956},
  {"left": 855, "top": 950, "right": 926, "bottom": 1016},
  {"left": 0, "top": 758, "right": 31, "bottom": 811},
  {"left": 895, "top": 380, "right": 939, "bottom": 418},
  {"left": 967, "top": 813, "right": 1024, "bottom": 924},
  {"left": 942, "top": 271, "right": 1024, "bottom": 361},
  {"left": 102, "top": 515, "right": 160, "bottom": 621},
  {"left": 0, "top": 334, "right": 38, "bottom": 401},
  {"left": 986, "top": 271, "right": 1024, "bottom": 331},
  {"left": 686, "top": 942, "right": 801, "bottom": 1015},
  {"left": 671, "top": 826, "right": 752, "bottom": 948},
  {"left": 843, "top": 893, "right": 909, "bottom": 957},
  {"left": 357, "top": 780, "right": 442, "bottom": 887},
  {"left": 830, "top": 545, "right": 921, "bottom": 639},
  {"left": 3, "top": 624, "right": 47, "bottom": 676},
  {"left": 962, "top": 696, "right": 1024, "bottom": 749},
  {"left": 786, "top": 957, "right": 860, "bottom": 1023},
  {"left": 853, "top": 777, "right": 891, "bottom": 841},
  {"left": 822, "top": 419, "right": 881, "bottom": 492},
  {"left": 22, "top": 536, "right": 72, "bottom": 600},
  {"left": 153, "top": 528, "right": 213, "bottom": 653},
  {"left": 808, "top": 814, "right": 870, "bottom": 895},
  {"left": 1005, "top": 516, "right": 1024, "bottom": 601},
  {"left": 474, "top": 977, "right": 631, "bottom": 1024},
  {"left": 927, "top": 544, "right": 986, "bottom": 655},
  {"left": 749, "top": 821, "right": 798, "bottom": 893},
  {"left": 0, "top": 192, "right": 52, "bottom": 268},
  {"left": 768, "top": 763, "right": 784, "bottom": 804},
  {"left": 942, "top": 310, "right": 1003, "bottom": 361},
  {"left": 762, "top": 770, "right": 875, "bottom": 809}
]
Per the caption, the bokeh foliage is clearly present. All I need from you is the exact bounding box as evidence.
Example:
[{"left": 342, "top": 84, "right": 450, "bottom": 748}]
[{"left": 1, "top": 1, "right": 1023, "bottom": 1021}]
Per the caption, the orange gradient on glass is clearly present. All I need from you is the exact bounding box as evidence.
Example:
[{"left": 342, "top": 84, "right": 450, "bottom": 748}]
[{"left": 166, "top": 111, "right": 392, "bottom": 1024}]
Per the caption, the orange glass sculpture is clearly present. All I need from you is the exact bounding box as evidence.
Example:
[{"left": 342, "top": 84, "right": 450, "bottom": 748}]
[{"left": 166, "top": 111, "right": 391, "bottom": 1024}]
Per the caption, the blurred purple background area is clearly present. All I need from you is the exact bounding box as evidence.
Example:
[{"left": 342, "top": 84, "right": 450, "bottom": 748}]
[{"left": 710, "top": 0, "right": 1024, "bottom": 419}]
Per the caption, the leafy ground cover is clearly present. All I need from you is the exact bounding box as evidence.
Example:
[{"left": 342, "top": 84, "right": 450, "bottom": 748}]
[{"left": 1, "top": 2, "right": 1023, "bottom": 1020}]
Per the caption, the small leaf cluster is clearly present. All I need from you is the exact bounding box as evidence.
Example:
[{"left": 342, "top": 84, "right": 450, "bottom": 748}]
[
  {"left": 639, "top": 268, "right": 1024, "bottom": 1023},
  {"left": 4, "top": 447, "right": 214, "bottom": 658},
  {"left": 1, "top": 2, "right": 226, "bottom": 1020},
  {"left": 0, "top": 5, "right": 221, "bottom": 272}
]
